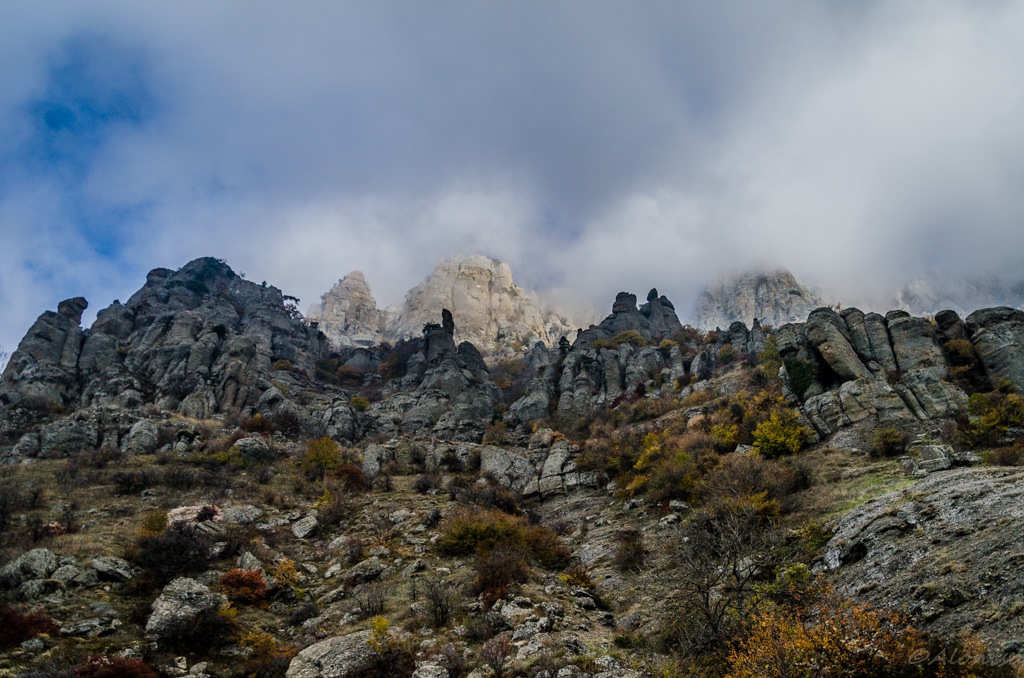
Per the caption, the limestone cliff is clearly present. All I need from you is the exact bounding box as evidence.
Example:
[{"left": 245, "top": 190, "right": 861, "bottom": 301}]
[
  {"left": 691, "top": 269, "right": 823, "bottom": 330},
  {"left": 311, "top": 254, "right": 581, "bottom": 357},
  {"left": 306, "top": 271, "right": 386, "bottom": 348}
]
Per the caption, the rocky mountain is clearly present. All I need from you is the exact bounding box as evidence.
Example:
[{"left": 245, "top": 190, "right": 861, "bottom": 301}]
[
  {"left": 2, "top": 255, "right": 1024, "bottom": 677},
  {"left": 306, "top": 271, "right": 386, "bottom": 348},
  {"left": 309, "top": 254, "right": 583, "bottom": 358},
  {"left": 690, "top": 268, "right": 824, "bottom": 330}
]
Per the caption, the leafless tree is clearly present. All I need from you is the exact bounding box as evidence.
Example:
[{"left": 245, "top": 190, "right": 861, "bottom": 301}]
[{"left": 663, "top": 496, "right": 785, "bottom": 658}]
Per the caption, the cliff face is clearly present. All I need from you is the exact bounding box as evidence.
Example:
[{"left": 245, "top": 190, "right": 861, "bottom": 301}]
[
  {"left": 307, "top": 271, "right": 386, "bottom": 348},
  {"left": 311, "top": 254, "right": 581, "bottom": 357},
  {"left": 691, "top": 269, "right": 823, "bottom": 330}
]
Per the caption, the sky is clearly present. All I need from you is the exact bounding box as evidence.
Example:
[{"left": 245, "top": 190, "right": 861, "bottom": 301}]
[{"left": 2, "top": 1, "right": 1024, "bottom": 360}]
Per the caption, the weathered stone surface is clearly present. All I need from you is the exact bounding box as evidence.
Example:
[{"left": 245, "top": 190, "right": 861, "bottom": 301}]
[
  {"left": 122, "top": 419, "right": 160, "bottom": 455},
  {"left": 820, "top": 468, "right": 1024, "bottom": 648},
  {"left": 0, "top": 549, "right": 58, "bottom": 587},
  {"left": 292, "top": 514, "right": 319, "bottom": 539},
  {"left": 805, "top": 308, "right": 872, "bottom": 382},
  {"left": 286, "top": 630, "right": 376, "bottom": 678},
  {"left": 802, "top": 378, "right": 914, "bottom": 437},
  {"left": 38, "top": 418, "right": 99, "bottom": 457},
  {"left": 90, "top": 556, "right": 135, "bottom": 582},
  {"left": 480, "top": 446, "right": 535, "bottom": 494},
  {"left": 887, "top": 315, "right": 947, "bottom": 379},
  {"left": 382, "top": 254, "right": 580, "bottom": 357},
  {"left": 1, "top": 257, "right": 325, "bottom": 418},
  {"left": 307, "top": 271, "right": 386, "bottom": 348},
  {"left": 145, "top": 577, "right": 226, "bottom": 644},
  {"left": 965, "top": 307, "right": 1024, "bottom": 392}
]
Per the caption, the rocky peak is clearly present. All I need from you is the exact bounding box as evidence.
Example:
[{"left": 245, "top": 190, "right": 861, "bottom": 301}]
[
  {"left": 57, "top": 297, "right": 88, "bottom": 324},
  {"left": 384, "top": 254, "right": 578, "bottom": 357},
  {"left": 307, "top": 270, "right": 385, "bottom": 348},
  {"left": 691, "top": 268, "right": 823, "bottom": 330},
  {"left": 1, "top": 257, "right": 325, "bottom": 416}
]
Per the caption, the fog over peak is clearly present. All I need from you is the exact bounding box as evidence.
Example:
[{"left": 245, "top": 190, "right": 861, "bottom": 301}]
[{"left": 2, "top": 1, "right": 1023, "bottom": 358}]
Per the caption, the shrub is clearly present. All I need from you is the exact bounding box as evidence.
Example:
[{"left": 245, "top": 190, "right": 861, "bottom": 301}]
[
  {"left": 421, "top": 574, "right": 460, "bottom": 628},
  {"left": 130, "top": 523, "right": 213, "bottom": 588},
  {"left": 299, "top": 436, "right": 343, "bottom": 480},
  {"left": 437, "top": 508, "right": 569, "bottom": 569},
  {"left": 474, "top": 545, "right": 530, "bottom": 607},
  {"left": 0, "top": 604, "right": 60, "bottom": 649},
  {"left": 219, "top": 568, "right": 269, "bottom": 605},
  {"left": 752, "top": 410, "right": 810, "bottom": 459},
  {"left": 414, "top": 472, "right": 443, "bottom": 494},
  {"left": 436, "top": 509, "right": 526, "bottom": 556},
  {"left": 73, "top": 656, "right": 159, "bottom": 678},
  {"left": 983, "top": 444, "right": 1024, "bottom": 467},
  {"left": 111, "top": 469, "right": 157, "bottom": 495},
  {"left": 965, "top": 391, "right": 1024, "bottom": 447},
  {"left": 783, "top": 357, "right": 815, "bottom": 397},
  {"left": 871, "top": 427, "right": 911, "bottom": 458},
  {"left": 272, "top": 359, "right": 293, "bottom": 371},
  {"left": 447, "top": 475, "right": 520, "bottom": 514},
  {"left": 727, "top": 581, "right": 942, "bottom": 678},
  {"left": 613, "top": 527, "right": 647, "bottom": 572},
  {"left": 560, "top": 564, "right": 595, "bottom": 589},
  {"left": 611, "top": 330, "right": 648, "bottom": 348},
  {"left": 350, "top": 395, "right": 370, "bottom": 412},
  {"left": 329, "top": 463, "right": 369, "bottom": 492},
  {"left": 353, "top": 582, "right": 388, "bottom": 618}
]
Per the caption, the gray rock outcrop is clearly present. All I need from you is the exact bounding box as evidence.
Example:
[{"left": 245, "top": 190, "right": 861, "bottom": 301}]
[
  {"left": 1, "top": 257, "right": 326, "bottom": 419},
  {"left": 285, "top": 630, "right": 376, "bottom": 678},
  {"left": 145, "top": 577, "right": 226, "bottom": 645},
  {"left": 820, "top": 468, "right": 1024, "bottom": 649}
]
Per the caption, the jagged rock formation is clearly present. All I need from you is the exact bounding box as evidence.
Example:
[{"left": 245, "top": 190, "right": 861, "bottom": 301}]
[
  {"left": 691, "top": 269, "right": 823, "bottom": 330},
  {"left": 1, "top": 258, "right": 324, "bottom": 417},
  {"left": 306, "top": 271, "right": 386, "bottom": 347},
  {"left": 777, "top": 305, "right": 1024, "bottom": 447},
  {"left": 507, "top": 289, "right": 698, "bottom": 425},
  {"left": 311, "top": 254, "right": 581, "bottom": 358}
]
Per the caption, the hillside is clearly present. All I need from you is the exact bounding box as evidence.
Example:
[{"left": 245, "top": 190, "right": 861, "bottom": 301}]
[{"left": 1, "top": 256, "right": 1023, "bottom": 677}]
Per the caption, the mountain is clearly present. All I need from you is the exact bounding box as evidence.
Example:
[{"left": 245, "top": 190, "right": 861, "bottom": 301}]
[
  {"left": 690, "top": 268, "right": 824, "bottom": 329},
  {"left": 309, "top": 254, "right": 583, "bottom": 357},
  {"left": 2, "top": 255, "right": 1024, "bottom": 678}
]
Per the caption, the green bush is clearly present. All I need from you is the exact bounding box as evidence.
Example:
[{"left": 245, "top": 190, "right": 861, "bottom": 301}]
[
  {"left": 871, "top": 427, "right": 910, "bottom": 458},
  {"left": 350, "top": 396, "right": 370, "bottom": 412},
  {"left": 436, "top": 508, "right": 570, "bottom": 569},
  {"left": 299, "top": 436, "right": 343, "bottom": 480},
  {"left": 783, "top": 357, "right": 815, "bottom": 397},
  {"left": 752, "top": 410, "right": 810, "bottom": 459}
]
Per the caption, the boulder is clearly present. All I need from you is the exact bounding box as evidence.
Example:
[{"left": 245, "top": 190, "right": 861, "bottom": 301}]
[
  {"left": 122, "top": 419, "right": 160, "bottom": 455},
  {"left": 479, "top": 446, "right": 536, "bottom": 494},
  {"left": 145, "top": 577, "right": 226, "bottom": 645},
  {"left": 0, "top": 548, "right": 58, "bottom": 587},
  {"left": 286, "top": 630, "right": 376, "bottom": 678}
]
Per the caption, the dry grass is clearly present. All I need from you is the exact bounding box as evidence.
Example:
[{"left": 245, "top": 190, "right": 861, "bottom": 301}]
[{"left": 789, "top": 447, "right": 915, "bottom": 524}]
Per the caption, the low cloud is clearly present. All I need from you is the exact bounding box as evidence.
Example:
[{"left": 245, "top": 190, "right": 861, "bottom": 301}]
[{"left": 2, "top": 1, "right": 1023, "bottom": 352}]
